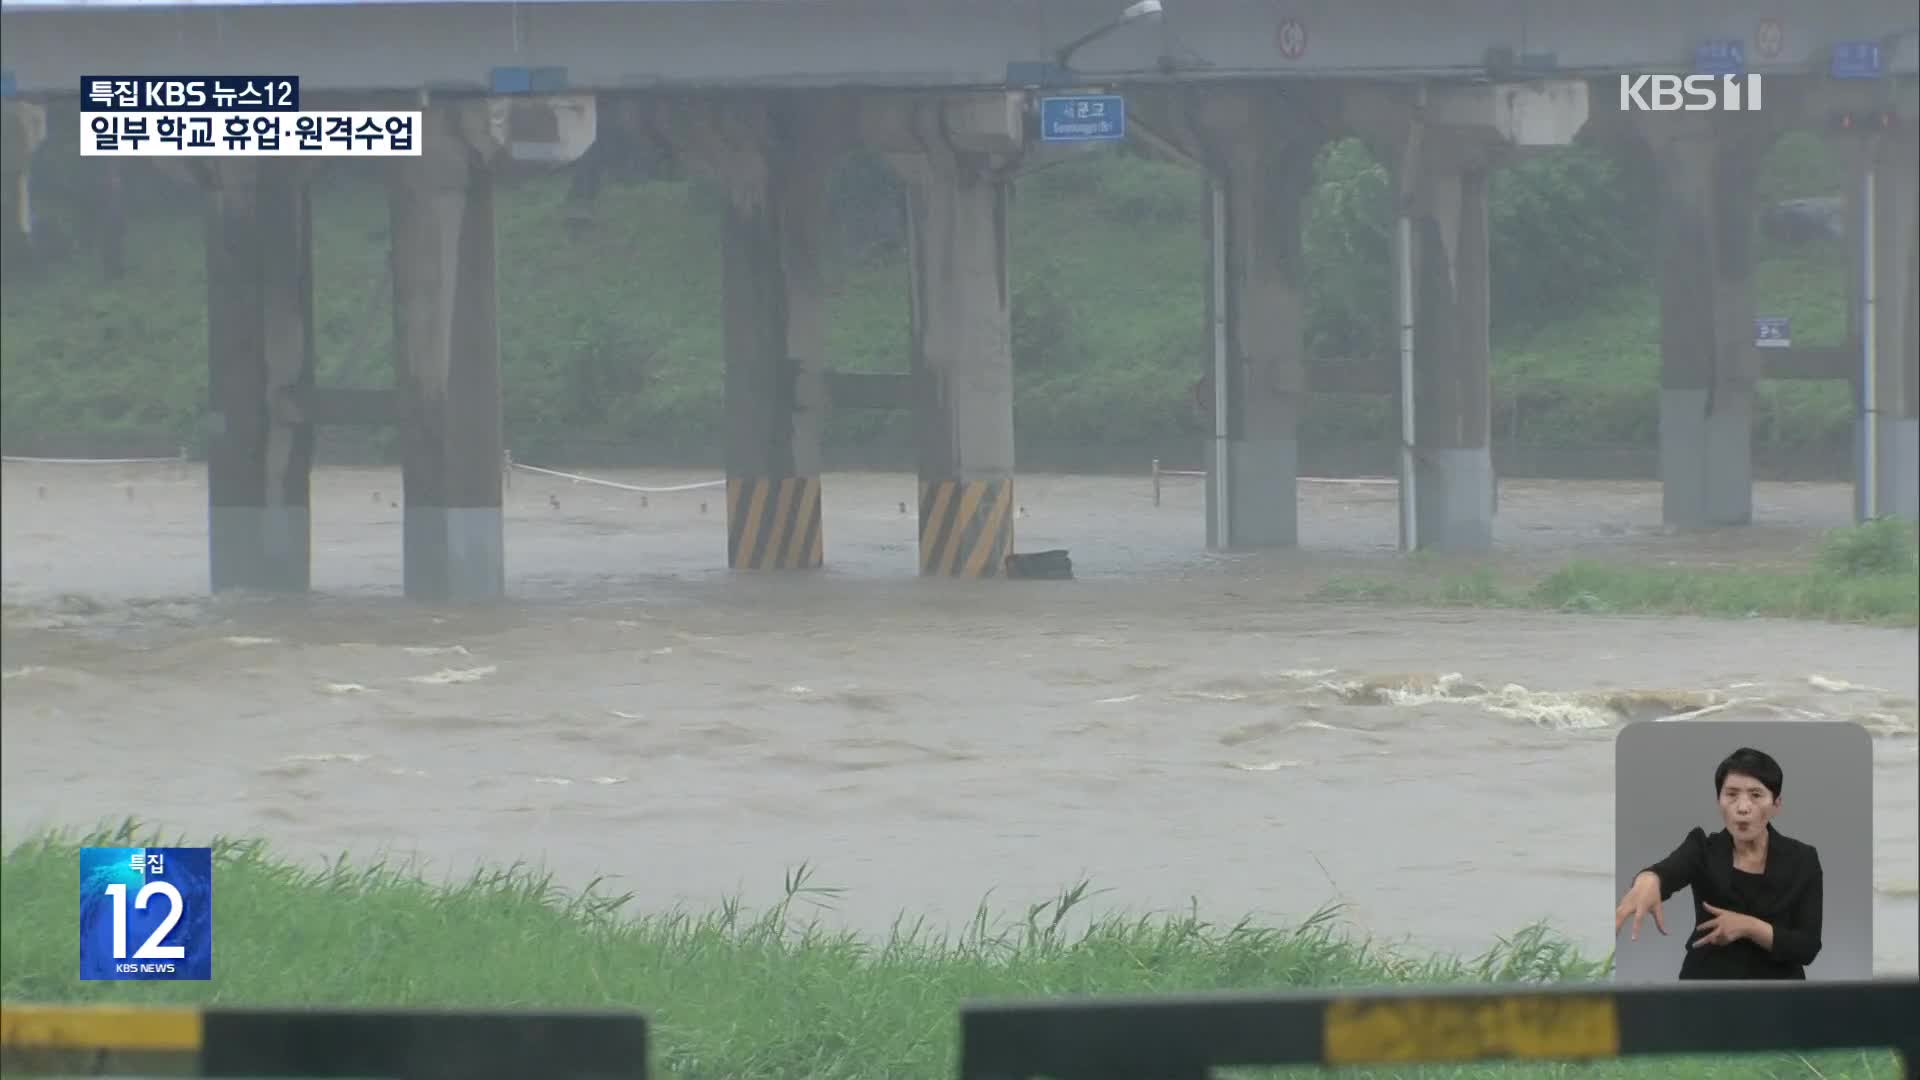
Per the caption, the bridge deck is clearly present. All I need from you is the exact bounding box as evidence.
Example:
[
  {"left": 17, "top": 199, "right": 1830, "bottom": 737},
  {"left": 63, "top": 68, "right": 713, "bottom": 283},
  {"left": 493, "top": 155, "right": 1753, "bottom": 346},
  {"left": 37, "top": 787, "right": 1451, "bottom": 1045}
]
[{"left": 3, "top": 0, "right": 1915, "bottom": 95}]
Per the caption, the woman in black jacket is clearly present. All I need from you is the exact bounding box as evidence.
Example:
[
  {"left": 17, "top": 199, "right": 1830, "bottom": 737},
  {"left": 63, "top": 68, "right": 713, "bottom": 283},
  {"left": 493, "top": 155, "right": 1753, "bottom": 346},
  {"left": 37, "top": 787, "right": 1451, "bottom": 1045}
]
[{"left": 1614, "top": 747, "right": 1823, "bottom": 980}]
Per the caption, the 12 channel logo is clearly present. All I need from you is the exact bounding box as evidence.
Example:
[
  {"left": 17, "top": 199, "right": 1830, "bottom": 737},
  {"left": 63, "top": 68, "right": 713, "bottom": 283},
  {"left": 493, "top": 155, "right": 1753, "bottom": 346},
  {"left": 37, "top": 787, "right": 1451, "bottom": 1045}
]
[{"left": 79, "top": 846, "right": 212, "bottom": 980}]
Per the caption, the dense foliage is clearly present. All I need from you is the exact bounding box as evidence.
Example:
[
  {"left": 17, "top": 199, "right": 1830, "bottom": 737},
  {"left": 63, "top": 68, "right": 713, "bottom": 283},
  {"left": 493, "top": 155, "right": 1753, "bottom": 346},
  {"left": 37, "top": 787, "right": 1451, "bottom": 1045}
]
[{"left": 0, "top": 108, "right": 1853, "bottom": 466}]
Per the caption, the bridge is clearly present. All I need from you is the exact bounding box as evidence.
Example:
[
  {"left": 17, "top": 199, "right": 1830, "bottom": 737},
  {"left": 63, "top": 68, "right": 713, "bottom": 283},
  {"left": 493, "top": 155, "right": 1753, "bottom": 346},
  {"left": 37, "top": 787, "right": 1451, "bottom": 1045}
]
[{"left": 2, "top": 0, "right": 1916, "bottom": 599}]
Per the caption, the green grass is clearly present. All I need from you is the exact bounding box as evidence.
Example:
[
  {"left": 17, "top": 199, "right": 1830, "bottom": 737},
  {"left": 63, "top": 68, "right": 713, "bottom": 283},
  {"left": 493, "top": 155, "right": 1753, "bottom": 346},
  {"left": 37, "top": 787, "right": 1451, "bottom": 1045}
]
[
  {"left": 1313, "top": 522, "right": 1920, "bottom": 626},
  {"left": 1, "top": 824, "right": 1907, "bottom": 1078},
  {"left": 1489, "top": 248, "right": 1855, "bottom": 452}
]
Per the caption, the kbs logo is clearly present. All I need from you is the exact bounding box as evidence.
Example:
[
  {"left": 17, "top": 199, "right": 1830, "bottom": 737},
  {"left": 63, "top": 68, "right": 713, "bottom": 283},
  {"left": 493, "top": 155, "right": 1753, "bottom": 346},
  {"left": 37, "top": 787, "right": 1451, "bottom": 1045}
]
[
  {"left": 1619, "top": 74, "right": 1764, "bottom": 112},
  {"left": 78, "top": 846, "right": 213, "bottom": 980}
]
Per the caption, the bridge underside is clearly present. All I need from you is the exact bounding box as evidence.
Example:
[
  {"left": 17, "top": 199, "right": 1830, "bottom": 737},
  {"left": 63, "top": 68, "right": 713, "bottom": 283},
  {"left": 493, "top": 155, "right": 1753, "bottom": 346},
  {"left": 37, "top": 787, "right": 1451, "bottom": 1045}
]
[
  {"left": 1, "top": 0, "right": 1915, "bottom": 94},
  {"left": 1, "top": 67, "right": 1915, "bottom": 597}
]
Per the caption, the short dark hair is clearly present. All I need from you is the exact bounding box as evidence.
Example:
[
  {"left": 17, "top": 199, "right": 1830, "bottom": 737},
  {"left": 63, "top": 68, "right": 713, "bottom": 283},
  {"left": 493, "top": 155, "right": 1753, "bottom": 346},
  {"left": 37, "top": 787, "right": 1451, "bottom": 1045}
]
[{"left": 1715, "top": 747, "right": 1783, "bottom": 800}]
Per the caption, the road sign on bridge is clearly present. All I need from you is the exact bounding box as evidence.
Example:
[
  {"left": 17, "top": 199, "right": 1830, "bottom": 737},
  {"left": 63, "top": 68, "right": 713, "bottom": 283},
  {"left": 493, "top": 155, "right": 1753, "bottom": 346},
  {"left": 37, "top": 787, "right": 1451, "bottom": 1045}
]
[
  {"left": 1693, "top": 39, "right": 1747, "bottom": 75},
  {"left": 1037, "top": 95, "right": 1125, "bottom": 142},
  {"left": 1831, "top": 41, "right": 1883, "bottom": 80}
]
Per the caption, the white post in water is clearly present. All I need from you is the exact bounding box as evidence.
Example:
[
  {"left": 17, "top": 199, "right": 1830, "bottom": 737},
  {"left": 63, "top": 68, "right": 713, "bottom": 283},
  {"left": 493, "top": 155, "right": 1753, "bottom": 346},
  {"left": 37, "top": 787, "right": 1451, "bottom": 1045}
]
[
  {"left": 1209, "top": 180, "right": 1231, "bottom": 548},
  {"left": 1860, "top": 156, "right": 1878, "bottom": 520},
  {"left": 1396, "top": 211, "right": 1418, "bottom": 552},
  {"left": 1394, "top": 87, "right": 1425, "bottom": 553}
]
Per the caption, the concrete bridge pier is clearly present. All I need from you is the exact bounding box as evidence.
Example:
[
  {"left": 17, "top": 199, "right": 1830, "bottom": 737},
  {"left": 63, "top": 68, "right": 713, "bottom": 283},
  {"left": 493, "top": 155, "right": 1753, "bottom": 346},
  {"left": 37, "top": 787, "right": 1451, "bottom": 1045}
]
[
  {"left": 1633, "top": 115, "right": 1774, "bottom": 529},
  {"left": 1132, "top": 87, "right": 1330, "bottom": 549},
  {"left": 1848, "top": 125, "right": 1919, "bottom": 521},
  {"left": 867, "top": 93, "right": 1024, "bottom": 577},
  {"left": 1396, "top": 140, "right": 1495, "bottom": 552},
  {"left": 645, "top": 97, "right": 849, "bottom": 570},
  {"left": 387, "top": 95, "right": 594, "bottom": 601},
  {"left": 1, "top": 100, "right": 46, "bottom": 258},
  {"left": 1202, "top": 104, "right": 1323, "bottom": 549},
  {"left": 1351, "top": 82, "right": 1589, "bottom": 551},
  {"left": 201, "top": 159, "right": 316, "bottom": 592},
  {"left": 388, "top": 105, "right": 505, "bottom": 602}
]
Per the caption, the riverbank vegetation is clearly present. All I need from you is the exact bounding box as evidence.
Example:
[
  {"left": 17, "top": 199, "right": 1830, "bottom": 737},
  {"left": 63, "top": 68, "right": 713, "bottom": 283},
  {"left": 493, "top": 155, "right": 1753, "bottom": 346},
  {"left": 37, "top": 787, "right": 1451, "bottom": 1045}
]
[
  {"left": 1314, "top": 519, "right": 1920, "bottom": 626},
  {"left": 0, "top": 826, "right": 1903, "bottom": 1078},
  {"left": 0, "top": 114, "right": 1858, "bottom": 472}
]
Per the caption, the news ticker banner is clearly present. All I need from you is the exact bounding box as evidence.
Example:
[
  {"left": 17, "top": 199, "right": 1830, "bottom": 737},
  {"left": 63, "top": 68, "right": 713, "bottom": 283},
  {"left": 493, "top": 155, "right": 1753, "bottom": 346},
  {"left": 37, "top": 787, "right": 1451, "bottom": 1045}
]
[
  {"left": 78, "top": 846, "right": 213, "bottom": 981},
  {"left": 79, "top": 75, "right": 420, "bottom": 157}
]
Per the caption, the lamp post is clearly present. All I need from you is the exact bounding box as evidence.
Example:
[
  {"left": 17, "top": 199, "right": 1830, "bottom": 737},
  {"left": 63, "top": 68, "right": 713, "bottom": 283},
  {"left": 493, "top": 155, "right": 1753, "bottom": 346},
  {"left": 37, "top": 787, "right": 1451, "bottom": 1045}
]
[
  {"left": 1053, "top": 0, "right": 1164, "bottom": 72},
  {"left": 1008, "top": 0, "right": 1163, "bottom": 87}
]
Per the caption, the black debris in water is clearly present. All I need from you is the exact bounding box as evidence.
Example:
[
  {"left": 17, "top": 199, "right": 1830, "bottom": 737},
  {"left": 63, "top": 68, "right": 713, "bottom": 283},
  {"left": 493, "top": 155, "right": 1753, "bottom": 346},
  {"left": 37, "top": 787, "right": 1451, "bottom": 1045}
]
[{"left": 1005, "top": 549, "right": 1074, "bottom": 580}]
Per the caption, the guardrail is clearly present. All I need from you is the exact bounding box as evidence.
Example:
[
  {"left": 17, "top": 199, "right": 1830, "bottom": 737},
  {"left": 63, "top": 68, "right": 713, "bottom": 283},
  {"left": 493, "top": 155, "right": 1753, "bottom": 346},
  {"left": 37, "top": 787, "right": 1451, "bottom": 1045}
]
[
  {"left": 1149, "top": 458, "right": 1397, "bottom": 506},
  {"left": 2, "top": 450, "right": 190, "bottom": 468},
  {"left": 0, "top": 1004, "right": 649, "bottom": 1079},
  {"left": 958, "top": 979, "right": 1920, "bottom": 1079},
  {"left": 7, "top": 982, "right": 1917, "bottom": 1079},
  {"left": 1148, "top": 458, "right": 1206, "bottom": 506}
]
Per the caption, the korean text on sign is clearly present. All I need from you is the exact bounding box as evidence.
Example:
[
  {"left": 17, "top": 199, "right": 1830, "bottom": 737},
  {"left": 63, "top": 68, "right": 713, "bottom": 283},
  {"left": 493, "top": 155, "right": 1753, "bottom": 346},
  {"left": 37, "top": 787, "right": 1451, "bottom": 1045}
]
[
  {"left": 1754, "top": 317, "right": 1791, "bottom": 348},
  {"left": 1830, "top": 42, "right": 1882, "bottom": 80},
  {"left": 81, "top": 112, "right": 424, "bottom": 157},
  {"left": 80, "top": 76, "right": 300, "bottom": 113}
]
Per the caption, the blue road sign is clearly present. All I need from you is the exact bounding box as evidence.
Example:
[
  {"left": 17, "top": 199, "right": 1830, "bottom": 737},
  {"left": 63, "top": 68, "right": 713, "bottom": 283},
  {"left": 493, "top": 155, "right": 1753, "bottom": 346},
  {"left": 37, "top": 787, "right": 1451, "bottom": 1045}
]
[
  {"left": 1038, "top": 95, "right": 1125, "bottom": 143},
  {"left": 1831, "top": 41, "right": 1882, "bottom": 80},
  {"left": 1755, "top": 316, "right": 1791, "bottom": 348},
  {"left": 0, "top": 70, "right": 14, "bottom": 98},
  {"left": 1693, "top": 39, "right": 1746, "bottom": 76},
  {"left": 489, "top": 66, "right": 568, "bottom": 94}
]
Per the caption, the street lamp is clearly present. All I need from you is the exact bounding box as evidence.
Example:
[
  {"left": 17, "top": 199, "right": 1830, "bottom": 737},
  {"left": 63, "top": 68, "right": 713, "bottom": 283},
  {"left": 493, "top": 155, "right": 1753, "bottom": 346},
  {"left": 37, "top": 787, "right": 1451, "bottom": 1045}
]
[{"left": 1053, "top": 0, "right": 1164, "bottom": 72}]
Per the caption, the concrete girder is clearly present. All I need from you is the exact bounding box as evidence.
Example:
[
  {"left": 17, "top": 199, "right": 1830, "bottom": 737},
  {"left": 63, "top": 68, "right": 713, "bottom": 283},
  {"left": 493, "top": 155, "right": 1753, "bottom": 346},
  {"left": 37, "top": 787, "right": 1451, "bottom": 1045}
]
[
  {"left": 1613, "top": 109, "right": 1788, "bottom": 529},
  {"left": 1121, "top": 85, "right": 1342, "bottom": 548},
  {"left": 385, "top": 102, "right": 516, "bottom": 601},
  {"left": 616, "top": 93, "right": 859, "bottom": 201},
  {"left": 197, "top": 158, "right": 319, "bottom": 592},
  {"left": 1343, "top": 79, "right": 1591, "bottom": 182},
  {"left": 1340, "top": 81, "right": 1587, "bottom": 550},
  {"left": 1124, "top": 83, "right": 1340, "bottom": 176},
  {"left": 607, "top": 94, "right": 859, "bottom": 569},
  {"left": 858, "top": 90, "right": 1026, "bottom": 174},
  {"left": 861, "top": 92, "right": 1023, "bottom": 575},
  {"left": 1833, "top": 118, "right": 1920, "bottom": 521}
]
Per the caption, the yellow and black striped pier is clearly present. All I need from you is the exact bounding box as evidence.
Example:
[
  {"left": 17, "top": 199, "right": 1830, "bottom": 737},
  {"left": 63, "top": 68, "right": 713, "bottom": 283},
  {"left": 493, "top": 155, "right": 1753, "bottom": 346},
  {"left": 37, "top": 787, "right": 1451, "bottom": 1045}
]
[
  {"left": 918, "top": 478, "right": 1014, "bottom": 578},
  {"left": 726, "top": 476, "right": 823, "bottom": 570}
]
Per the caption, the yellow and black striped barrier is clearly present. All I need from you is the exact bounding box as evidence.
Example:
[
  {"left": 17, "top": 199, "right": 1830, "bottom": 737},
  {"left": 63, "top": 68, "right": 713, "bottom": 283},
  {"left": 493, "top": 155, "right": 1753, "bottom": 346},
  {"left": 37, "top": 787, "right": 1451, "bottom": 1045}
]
[
  {"left": 957, "top": 979, "right": 1920, "bottom": 1079},
  {"left": 726, "top": 475, "right": 823, "bottom": 570},
  {"left": 919, "top": 478, "right": 1013, "bottom": 578},
  {"left": 0, "top": 1003, "right": 650, "bottom": 1078}
]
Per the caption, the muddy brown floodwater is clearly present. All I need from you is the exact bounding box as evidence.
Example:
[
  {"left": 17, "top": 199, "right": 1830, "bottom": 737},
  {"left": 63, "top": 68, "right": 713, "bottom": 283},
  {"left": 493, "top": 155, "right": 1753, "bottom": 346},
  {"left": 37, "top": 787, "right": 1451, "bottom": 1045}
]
[{"left": 3, "top": 463, "right": 1915, "bottom": 972}]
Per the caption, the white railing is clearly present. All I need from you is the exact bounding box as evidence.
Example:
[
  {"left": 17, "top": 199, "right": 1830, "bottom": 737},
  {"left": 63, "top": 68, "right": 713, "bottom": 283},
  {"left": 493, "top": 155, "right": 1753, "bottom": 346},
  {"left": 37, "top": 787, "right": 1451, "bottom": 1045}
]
[
  {"left": 1149, "top": 458, "right": 1395, "bottom": 506},
  {"left": 503, "top": 452, "right": 724, "bottom": 495},
  {"left": 2, "top": 449, "right": 189, "bottom": 466}
]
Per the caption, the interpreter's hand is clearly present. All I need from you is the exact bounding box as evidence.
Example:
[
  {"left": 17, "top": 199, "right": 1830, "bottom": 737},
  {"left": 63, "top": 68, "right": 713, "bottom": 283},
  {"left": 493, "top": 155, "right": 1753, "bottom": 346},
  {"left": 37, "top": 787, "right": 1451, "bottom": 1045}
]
[
  {"left": 1690, "top": 903, "right": 1761, "bottom": 949},
  {"left": 1613, "top": 871, "right": 1666, "bottom": 940}
]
